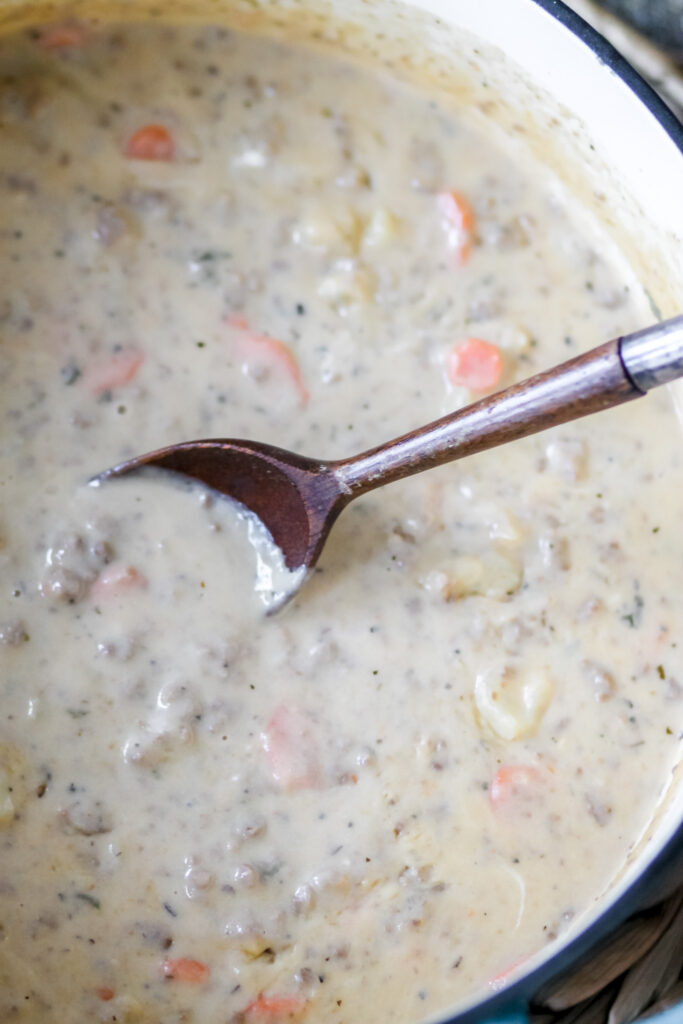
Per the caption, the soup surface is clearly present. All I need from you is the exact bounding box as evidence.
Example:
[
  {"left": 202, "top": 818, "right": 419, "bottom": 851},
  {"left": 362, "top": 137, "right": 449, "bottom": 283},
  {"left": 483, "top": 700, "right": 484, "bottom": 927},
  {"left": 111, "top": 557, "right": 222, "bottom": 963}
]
[{"left": 0, "top": 20, "right": 682, "bottom": 1024}]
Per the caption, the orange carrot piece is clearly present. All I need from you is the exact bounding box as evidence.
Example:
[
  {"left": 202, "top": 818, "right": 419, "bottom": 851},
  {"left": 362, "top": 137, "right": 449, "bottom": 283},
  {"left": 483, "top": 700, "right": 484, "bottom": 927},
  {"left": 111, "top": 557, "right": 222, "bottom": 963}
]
[
  {"left": 162, "top": 958, "right": 210, "bottom": 983},
  {"left": 437, "top": 189, "right": 475, "bottom": 265},
  {"left": 490, "top": 765, "right": 544, "bottom": 809},
  {"left": 96, "top": 986, "right": 115, "bottom": 1002},
  {"left": 262, "top": 706, "right": 322, "bottom": 791},
  {"left": 91, "top": 564, "right": 146, "bottom": 600},
  {"left": 227, "top": 314, "right": 309, "bottom": 406},
  {"left": 244, "top": 994, "right": 307, "bottom": 1019},
  {"left": 39, "top": 22, "right": 89, "bottom": 50},
  {"left": 229, "top": 314, "right": 250, "bottom": 331},
  {"left": 124, "top": 125, "right": 175, "bottom": 162},
  {"left": 489, "top": 955, "right": 529, "bottom": 992},
  {"left": 447, "top": 337, "right": 502, "bottom": 393},
  {"left": 82, "top": 349, "right": 144, "bottom": 396}
]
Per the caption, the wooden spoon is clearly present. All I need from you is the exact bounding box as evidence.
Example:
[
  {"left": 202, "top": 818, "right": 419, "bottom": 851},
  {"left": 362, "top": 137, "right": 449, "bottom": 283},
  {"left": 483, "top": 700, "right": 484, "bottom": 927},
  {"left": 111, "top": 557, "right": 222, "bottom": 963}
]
[{"left": 93, "top": 316, "right": 683, "bottom": 594}]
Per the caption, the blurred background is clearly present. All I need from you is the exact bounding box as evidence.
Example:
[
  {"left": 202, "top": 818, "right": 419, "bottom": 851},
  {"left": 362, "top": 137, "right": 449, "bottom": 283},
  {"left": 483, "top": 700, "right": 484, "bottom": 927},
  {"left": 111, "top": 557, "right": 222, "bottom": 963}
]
[
  {"left": 564, "top": 0, "right": 683, "bottom": 119},
  {"left": 594, "top": 0, "right": 683, "bottom": 62}
]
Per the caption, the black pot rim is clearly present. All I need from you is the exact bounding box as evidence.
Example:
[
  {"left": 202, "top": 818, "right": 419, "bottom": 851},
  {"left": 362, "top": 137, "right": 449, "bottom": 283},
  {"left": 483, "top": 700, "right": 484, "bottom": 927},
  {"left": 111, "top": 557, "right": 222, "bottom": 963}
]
[
  {"left": 532, "top": 0, "right": 683, "bottom": 149},
  {"left": 532, "top": 0, "right": 683, "bottom": 153},
  {"left": 440, "top": 3, "right": 683, "bottom": 1021}
]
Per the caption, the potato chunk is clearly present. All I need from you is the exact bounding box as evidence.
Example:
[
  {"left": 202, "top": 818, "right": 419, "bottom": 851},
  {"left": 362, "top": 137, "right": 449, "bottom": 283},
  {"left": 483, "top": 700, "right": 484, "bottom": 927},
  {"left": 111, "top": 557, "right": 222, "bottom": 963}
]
[{"left": 474, "top": 662, "right": 554, "bottom": 740}]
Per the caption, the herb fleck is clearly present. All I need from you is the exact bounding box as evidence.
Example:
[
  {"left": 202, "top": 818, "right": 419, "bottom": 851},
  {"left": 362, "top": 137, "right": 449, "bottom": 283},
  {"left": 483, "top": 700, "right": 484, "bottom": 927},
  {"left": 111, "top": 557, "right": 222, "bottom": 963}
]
[
  {"left": 61, "top": 362, "right": 81, "bottom": 386},
  {"left": 621, "top": 593, "right": 644, "bottom": 629},
  {"left": 75, "top": 893, "right": 101, "bottom": 910},
  {"left": 258, "top": 862, "right": 282, "bottom": 880},
  {"left": 189, "top": 249, "right": 232, "bottom": 283},
  {"left": 196, "top": 250, "right": 230, "bottom": 262}
]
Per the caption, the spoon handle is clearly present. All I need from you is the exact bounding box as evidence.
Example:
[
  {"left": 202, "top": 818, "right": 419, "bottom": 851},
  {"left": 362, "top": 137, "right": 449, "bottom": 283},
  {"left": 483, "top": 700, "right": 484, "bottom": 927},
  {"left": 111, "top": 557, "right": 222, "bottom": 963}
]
[{"left": 334, "top": 314, "right": 683, "bottom": 497}]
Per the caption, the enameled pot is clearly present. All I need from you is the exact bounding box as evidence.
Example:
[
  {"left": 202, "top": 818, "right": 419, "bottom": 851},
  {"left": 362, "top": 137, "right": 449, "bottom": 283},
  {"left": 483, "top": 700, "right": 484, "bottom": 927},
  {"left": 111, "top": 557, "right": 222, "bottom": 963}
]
[{"left": 0, "top": 0, "right": 681, "bottom": 1021}]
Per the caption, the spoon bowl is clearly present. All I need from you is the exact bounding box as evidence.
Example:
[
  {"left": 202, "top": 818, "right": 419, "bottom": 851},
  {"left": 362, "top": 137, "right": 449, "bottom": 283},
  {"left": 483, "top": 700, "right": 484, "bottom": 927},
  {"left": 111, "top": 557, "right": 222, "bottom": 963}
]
[{"left": 94, "top": 439, "right": 349, "bottom": 572}]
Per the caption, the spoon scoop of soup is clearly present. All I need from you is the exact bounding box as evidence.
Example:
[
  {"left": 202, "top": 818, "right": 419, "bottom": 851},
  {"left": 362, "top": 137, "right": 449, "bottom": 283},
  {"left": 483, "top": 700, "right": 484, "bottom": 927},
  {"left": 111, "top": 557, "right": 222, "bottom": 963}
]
[{"left": 93, "top": 316, "right": 683, "bottom": 599}]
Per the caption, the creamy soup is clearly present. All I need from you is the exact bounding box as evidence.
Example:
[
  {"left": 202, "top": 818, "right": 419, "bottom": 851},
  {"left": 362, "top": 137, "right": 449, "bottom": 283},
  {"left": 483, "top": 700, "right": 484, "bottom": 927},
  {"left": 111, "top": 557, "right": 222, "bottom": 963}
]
[{"left": 0, "top": 19, "right": 682, "bottom": 1024}]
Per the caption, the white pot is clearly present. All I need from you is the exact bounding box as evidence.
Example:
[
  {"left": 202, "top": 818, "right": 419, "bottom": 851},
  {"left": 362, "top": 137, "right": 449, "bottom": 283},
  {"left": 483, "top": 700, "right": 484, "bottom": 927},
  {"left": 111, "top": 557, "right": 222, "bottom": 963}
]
[{"left": 1, "top": 1, "right": 680, "bottom": 1020}]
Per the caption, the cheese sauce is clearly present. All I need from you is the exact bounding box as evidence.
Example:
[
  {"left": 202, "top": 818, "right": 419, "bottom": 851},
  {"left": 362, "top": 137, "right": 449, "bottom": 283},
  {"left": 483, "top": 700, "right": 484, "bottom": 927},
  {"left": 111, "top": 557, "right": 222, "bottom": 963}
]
[{"left": 0, "top": 21, "right": 681, "bottom": 1024}]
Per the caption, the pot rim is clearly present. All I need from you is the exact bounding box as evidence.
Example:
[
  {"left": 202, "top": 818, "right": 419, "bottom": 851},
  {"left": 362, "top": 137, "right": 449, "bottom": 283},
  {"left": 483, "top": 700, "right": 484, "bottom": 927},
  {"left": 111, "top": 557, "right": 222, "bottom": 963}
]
[
  {"left": 434, "top": 3, "right": 683, "bottom": 1022},
  {"left": 531, "top": 0, "right": 683, "bottom": 155}
]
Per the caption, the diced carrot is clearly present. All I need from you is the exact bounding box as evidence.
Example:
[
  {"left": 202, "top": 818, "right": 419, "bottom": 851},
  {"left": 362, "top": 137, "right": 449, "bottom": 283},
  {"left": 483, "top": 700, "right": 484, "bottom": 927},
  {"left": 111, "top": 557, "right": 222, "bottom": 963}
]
[
  {"left": 437, "top": 190, "right": 475, "bottom": 265},
  {"left": 229, "top": 313, "right": 250, "bottom": 331},
  {"left": 244, "top": 994, "right": 307, "bottom": 1019},
  {"left": 38, "top": 22, "right": 89, "bottom": 50},
  {"left": 96, "top": 986, "right": 115, "bottom": 1002},
  {"left": 262, "top": 706, "right": 322, "bottom": 791},
  {"left": 82, "top": 349, "right": 144, "bottom": 396},
  {"left": 162, "top": 958, "right": 210, "bottom": 983},
  {"left": 91, "top": 564, "right": 146, "bottom": 600},
  {"left": 447, "top": 337, "right": 502, "bottom": 393},
  {"left": 489, "top": 955, "right": 529, "bottom": 992},
  {"left": 227, "top": 314, "right": 309, "bottom": 406},
  {"left": 490, "top": 765, "right": 544, "bottom": 809},
  {"left": 124, "top": 125, "right": 175, "bottom": 162}
]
